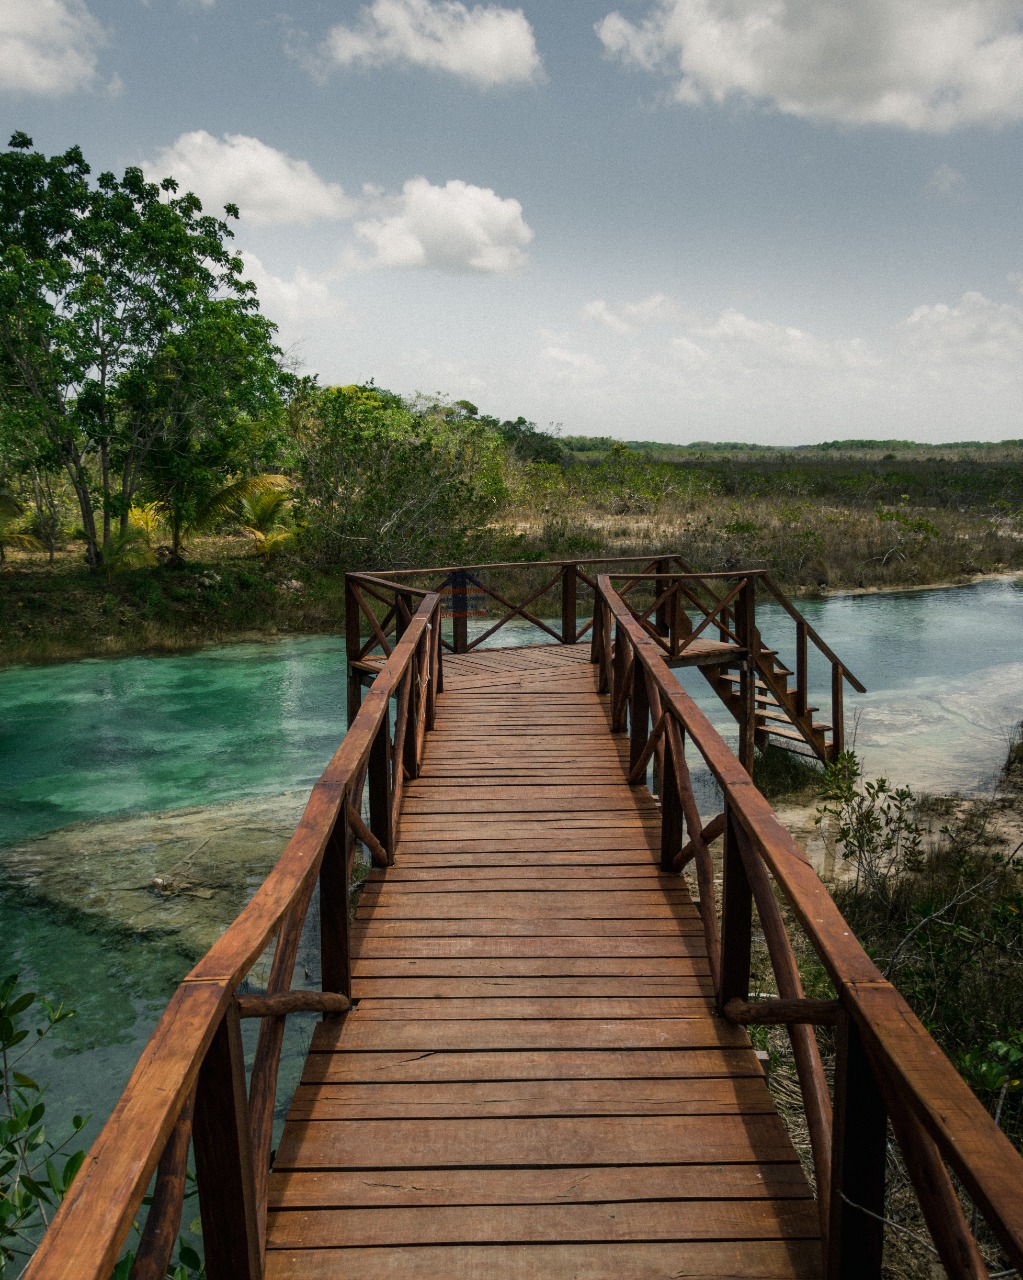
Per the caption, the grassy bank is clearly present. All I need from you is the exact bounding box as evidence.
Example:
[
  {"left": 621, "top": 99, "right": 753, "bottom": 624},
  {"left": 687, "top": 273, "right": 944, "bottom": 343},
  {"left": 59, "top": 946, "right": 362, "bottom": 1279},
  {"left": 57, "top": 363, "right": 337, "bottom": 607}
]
[
  {"left": 0, "top": 538, "right": 349, "bottom": 666},
  {"left": 749, "top": 733, "right": 1023, "bottom": 1276},
  {"left": 3, "top": 435, "right": 1023, "bottom": 666}
]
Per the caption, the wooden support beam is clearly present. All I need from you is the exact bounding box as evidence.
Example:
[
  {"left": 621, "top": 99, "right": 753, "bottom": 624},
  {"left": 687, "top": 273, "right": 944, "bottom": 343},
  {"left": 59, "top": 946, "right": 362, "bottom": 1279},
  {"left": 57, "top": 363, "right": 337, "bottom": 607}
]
[
  {"left": 193, "top": 1007, "right": 263, "bottom": 1280},
  {"left": 236, "top": 991, "right": 351, "bottom": 1019},
  {"left": 723, "top": 997, "right": 841, "bottom": 1026}
]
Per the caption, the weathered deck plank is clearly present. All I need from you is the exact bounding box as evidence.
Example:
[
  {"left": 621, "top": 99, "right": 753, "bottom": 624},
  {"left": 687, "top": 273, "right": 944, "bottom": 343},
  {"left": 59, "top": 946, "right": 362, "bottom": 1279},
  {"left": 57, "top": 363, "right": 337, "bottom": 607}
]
[{"left": 265, "top": 646, "right": 821, "bottom": 1277}]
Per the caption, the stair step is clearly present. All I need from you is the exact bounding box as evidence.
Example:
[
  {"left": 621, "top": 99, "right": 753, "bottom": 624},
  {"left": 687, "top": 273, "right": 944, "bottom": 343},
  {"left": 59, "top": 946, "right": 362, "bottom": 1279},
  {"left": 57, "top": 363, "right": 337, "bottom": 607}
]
[
  {"left": 765, "top": 725, "right": 831, "bottom": 744},
  {"left": 757, "top": 709, "right": 826, "bottom": 726}
]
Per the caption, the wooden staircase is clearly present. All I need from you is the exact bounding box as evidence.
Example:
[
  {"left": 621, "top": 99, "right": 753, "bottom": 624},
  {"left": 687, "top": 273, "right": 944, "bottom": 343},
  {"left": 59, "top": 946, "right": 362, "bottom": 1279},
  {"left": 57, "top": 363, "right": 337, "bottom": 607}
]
[{"left": 701, "top": 641, "right": 835, "bottom": 761}]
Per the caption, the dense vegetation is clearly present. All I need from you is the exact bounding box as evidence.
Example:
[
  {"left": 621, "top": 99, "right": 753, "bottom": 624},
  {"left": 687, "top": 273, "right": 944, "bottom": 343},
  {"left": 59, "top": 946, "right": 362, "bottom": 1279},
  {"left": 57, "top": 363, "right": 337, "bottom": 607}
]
[{"left": 2, "top": 131, "right": 1022, "bottom": 668}]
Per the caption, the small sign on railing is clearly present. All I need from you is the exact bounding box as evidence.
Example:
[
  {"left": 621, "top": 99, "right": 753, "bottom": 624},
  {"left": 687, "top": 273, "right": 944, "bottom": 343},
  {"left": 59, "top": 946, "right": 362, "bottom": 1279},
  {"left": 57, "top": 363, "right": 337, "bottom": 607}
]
[{"left": 441, "top": 570, "right": 489, "bottom": 619}]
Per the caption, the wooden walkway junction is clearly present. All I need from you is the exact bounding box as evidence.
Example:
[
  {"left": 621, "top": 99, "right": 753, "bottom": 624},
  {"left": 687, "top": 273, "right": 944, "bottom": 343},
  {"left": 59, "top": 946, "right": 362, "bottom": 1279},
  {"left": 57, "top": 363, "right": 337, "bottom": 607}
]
[{"left": 24, "top": 558, "right": 1023, "bottom": 1280}]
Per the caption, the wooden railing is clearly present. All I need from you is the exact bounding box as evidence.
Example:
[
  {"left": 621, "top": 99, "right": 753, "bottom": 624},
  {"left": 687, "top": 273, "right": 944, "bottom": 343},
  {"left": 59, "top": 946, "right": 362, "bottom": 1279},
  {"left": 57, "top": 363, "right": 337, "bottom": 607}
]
[
  {"left": 595, "top": 573, "right": 1023, "bottom": 1279},
  {"left": 22, "top": 591, "right": 443, "bottom": 1280},
  {"left": 348, "top": 556, "right": 864, "bottom": 761}
]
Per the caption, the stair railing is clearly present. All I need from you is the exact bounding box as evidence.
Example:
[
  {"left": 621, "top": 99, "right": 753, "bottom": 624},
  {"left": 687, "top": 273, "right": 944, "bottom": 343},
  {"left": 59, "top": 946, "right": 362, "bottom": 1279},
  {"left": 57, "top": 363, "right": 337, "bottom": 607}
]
[
  {"left": 23, "top": 592, "right": 443, "bottom": 1280},
  {"left": 596, "top": 573, "right": 1023, "bottom": 1280}
]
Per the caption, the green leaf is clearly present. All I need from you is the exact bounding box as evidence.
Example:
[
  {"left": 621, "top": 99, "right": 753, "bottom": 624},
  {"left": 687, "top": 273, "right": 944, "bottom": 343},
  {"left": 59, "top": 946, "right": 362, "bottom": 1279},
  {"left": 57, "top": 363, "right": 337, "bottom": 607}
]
[
  {"left": 12, "top": 1071, "right": 39, "bottom": 1090},
  {"left": 178, "top": 1243, "right": 202, "bottom": 1270},
  {"left": 62, "top": 1149, "right": 86, "bottom": 1190}
]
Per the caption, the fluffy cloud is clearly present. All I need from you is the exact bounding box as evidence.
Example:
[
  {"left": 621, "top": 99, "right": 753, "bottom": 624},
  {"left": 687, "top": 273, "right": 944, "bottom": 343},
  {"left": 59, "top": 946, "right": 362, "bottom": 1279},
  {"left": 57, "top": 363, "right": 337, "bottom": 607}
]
[
  {"left": 147, "top": 132, "right": 355, "bottom": 225},
  {"left": 582, "top": 293, "right": 682, "bottom": 332},
  {"left": 596, "top": 0, "right": 1023, "bottom": 131},
  {"left": 322, "top": 0, "right": 542, "bottom": 87},
  {"left": 900, "top": 291, "right": 1023, "bottom": 375},
  {"left": 546, "top": 286, "right": 1023, "bottom": 438},
  {"left": 0, "top": 0, "right": 106, "bottom": 95},
  {"left": 356, "top": 177, "right": 532, "bottom": 273}
]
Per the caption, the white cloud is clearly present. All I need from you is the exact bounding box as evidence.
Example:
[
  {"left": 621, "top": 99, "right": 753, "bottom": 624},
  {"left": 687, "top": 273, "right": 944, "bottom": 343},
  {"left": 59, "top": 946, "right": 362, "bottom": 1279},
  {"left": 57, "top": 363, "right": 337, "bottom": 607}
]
[
  {"left": 926, "top": 163, "right": 970, "bottom": 201},
  {"left": 322, "top": 0, "right": 542, "bottom": 87},
  {"left": 0, "top": 0, "right": 106, "bottom": 95},
  {"left": 900, "top": 291, "right": 1023, "bottom": 375},
  {"left": 355, "top": 177, "right": 532, "bottom": 273},
  {"left": 582, "top": 293, "right": 682, "bottom": 332},
  {"left": 147, "top": 132, "right": 355, "bottom": 225},
  {"left": 240, "top": 253, "right": 352, "bottom": 367},
  {"left": 535, "top": 287, "right": 1023, "bottom": 439},
  {"left": 596, "top": 0, "right": 1023, "bottom": 131}
]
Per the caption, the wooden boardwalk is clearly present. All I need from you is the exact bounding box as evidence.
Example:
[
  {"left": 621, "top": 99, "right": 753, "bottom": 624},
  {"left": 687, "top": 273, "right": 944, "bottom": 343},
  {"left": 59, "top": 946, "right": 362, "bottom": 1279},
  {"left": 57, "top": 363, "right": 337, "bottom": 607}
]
[{"left": 266, "top": 645, "right": 822, "bottom": 1278}]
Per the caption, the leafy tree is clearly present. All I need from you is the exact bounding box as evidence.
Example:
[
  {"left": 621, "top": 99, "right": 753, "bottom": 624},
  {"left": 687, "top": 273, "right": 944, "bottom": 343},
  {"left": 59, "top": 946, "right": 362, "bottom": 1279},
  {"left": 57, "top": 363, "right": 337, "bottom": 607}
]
[
  {"left": 297, "top": 385, "right": 506, "bottom": 570},
  {"left": 0, "top": 133, "right": 286, "bottom": 569},
  {"left": 122, "top": 306, "right": 293, "bottom": 559}
]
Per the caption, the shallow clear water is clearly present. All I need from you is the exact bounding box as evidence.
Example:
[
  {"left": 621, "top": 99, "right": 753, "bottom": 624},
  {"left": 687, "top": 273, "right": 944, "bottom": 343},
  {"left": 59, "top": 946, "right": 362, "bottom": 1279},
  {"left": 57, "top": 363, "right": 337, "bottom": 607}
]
[
  {"left": 0, "top": 636, "right": 347, "bottom": 846},
  {"left": 678, "top": 577, "right": 1023, "bottom": 795},
  {"left": 0, "top": 577, "right": 1020, "bottom": 1159}
]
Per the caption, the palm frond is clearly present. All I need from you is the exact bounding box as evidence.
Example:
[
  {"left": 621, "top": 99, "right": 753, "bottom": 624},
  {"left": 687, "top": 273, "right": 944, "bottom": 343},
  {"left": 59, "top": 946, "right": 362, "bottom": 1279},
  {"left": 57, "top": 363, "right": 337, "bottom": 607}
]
[{"left": 190, "top": 475, "right": 290, "bottom": 534}]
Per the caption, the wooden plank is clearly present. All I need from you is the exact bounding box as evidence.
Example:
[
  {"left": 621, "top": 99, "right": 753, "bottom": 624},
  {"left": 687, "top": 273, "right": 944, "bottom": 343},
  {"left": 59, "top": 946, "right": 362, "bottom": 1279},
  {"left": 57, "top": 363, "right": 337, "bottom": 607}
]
[
  {"left": 266, "top": 1199, "right": 820, "bottom": 1248},
  {"left": 394, "top": 835, "right": 660, "bottom": 855},
  {"left": 349, "top": 996, "right": 714, "bottom": 1020},
  {"left": 269, "top": 1161, "right": 811, "bottom": 1210},
  {"left": 351, "top": 957, "right": 711, "bottom": 978},
  {"left": 366, "top": 864, "right": 668, "bottom": 881},
  {"left": 273, "top": 1113, "right": 796, "bottom": 1169},
  {"left": 349, "top": 933, "right": 707, "bottom": 955},
  {"left": 399, "top": 796, "right": 659, "bottom": 814},
  {"left": 355, "top": 891, "right": 696, "bottom": 920},
  {"left": 360, "top": 877, "right": 683, "bottom": 895},
  {"left": 301, "top": 1047, "right": 766, "bottom": 1084},
  {"left": 286, "top": 1075, "right": 775, "bottom": 1119},
  {"left": 265, "top": 1240, "right": 823, "bottom": 1279},
  {"left": 350, "top": 977, "right": 713, "bottom": 998},
  {"left": 310, "top": 1017, "right": 747, "bottom": 1053}
]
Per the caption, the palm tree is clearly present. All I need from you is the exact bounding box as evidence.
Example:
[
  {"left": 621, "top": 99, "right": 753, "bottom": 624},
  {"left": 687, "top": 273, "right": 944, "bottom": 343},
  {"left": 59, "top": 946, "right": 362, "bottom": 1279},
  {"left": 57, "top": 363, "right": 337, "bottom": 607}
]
[{"left": 0, "top": 494, "right": 44, "bottom": 565}]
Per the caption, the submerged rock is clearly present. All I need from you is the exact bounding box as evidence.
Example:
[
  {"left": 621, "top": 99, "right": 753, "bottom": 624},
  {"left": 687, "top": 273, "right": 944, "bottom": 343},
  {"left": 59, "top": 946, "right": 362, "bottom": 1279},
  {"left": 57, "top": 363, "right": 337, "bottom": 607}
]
[{"left": 0, "top": 790, "right": 310, "bottom": 961}]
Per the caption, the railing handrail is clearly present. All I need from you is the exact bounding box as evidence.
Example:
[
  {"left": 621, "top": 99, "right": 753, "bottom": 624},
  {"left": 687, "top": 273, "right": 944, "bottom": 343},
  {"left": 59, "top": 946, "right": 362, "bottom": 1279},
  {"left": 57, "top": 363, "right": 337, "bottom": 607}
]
[
  {"left": 23, "top": 592, "right": 442, "bottom": 1280},
  {"left": 356, "top": 552, "right": 688, "bottom": 577},
  {"left": 597, "top": 574, "right": 1023, "bottom": 1272},
  {"left": 760, "top": 570, "right": 867, "bottom": 693}
]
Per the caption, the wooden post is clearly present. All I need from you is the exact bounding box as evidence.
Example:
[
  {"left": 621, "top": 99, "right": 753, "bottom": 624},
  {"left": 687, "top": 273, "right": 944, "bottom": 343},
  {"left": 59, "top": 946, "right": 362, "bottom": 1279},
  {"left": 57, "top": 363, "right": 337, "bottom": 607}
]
[
  {"left": 828, "top": 1013, "right": 887, "bottom": 1279},
  {"left": 611, "top": 625, "right": 627, "bottom": 729},
  {"left": 629, "top": 659, "right": 650, "bottom": 779},
  {"left": 561, "top": 564, "right": 578, "bottom": 645},
  {"left": 796, "top": 619, "right": 808, "bottom": 717},
  {"left": 831, "top": 663, "right": 845, "bottom": 757},
  {"left": 344, "top": 575, "right": 363, "bottom": 726},
  {"left": 717, "top": 806, "right": 753, "bottom": 1011},
  {"left": 395, "top": 591, "right": 413, "bottom": 644},
  {"left": 426, "top": 619, "right": 438, "bottom": 729},
  {"left": 669, "top": 583, "right": 684, "bottom": 658},
  {"left": 659, "top": 724, "right": 683, "bottom": 872},
  {"left": 193, "top": 1005, "right": 263, "bottom": 1280},
  {"left": 367, "top": 715, "right": 393, "bottom": 856},
  {"left": 451, "top": 569, "right": 469, "bottom": 654},
  {"left": 736, "top": 580, "right": 757, "bottom": 774},
  {"left": 654, "top": 557, "right": 670, "bottom": 636},
  {"left": 403, "top": 653, "right": 420, "bottom": 781},
  {"left": 319, "top": 813, "right": 352, "bottom": 1001}
]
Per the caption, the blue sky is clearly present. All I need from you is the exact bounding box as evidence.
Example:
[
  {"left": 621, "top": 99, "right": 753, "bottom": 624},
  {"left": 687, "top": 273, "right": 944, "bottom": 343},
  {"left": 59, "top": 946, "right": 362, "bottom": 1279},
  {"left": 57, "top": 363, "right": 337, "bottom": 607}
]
[{"left": 4, "top": 0, "right": 1023, "bottom": 443}]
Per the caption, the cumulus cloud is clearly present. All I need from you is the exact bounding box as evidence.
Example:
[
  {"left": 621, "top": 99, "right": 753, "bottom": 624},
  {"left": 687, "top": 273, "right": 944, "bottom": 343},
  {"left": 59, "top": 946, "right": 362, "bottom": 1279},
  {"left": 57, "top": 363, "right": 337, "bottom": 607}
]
[
  {"left": 596, "top": 0, "right": 1023, "bottom": 131},
  {"left": 147, "top": 132, "right": 355, "bottom": 225},
  {"left": 900, "top": 291, "right": 1023, "bottom": 374},
  {"left": 241, "top": 253, "right": 349, "bottom": 333},
  {"left": 0, "top": 0, "right": 106, "bottom": 95},
  {"left": 582, "top": 293, "right": 682, "bottom": 332},
  {"left": 355, "top": 177, "right": 532, "bottom": 273},
  {"left": 322, "top": 0, "right": 542, "bottom": 87}
]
